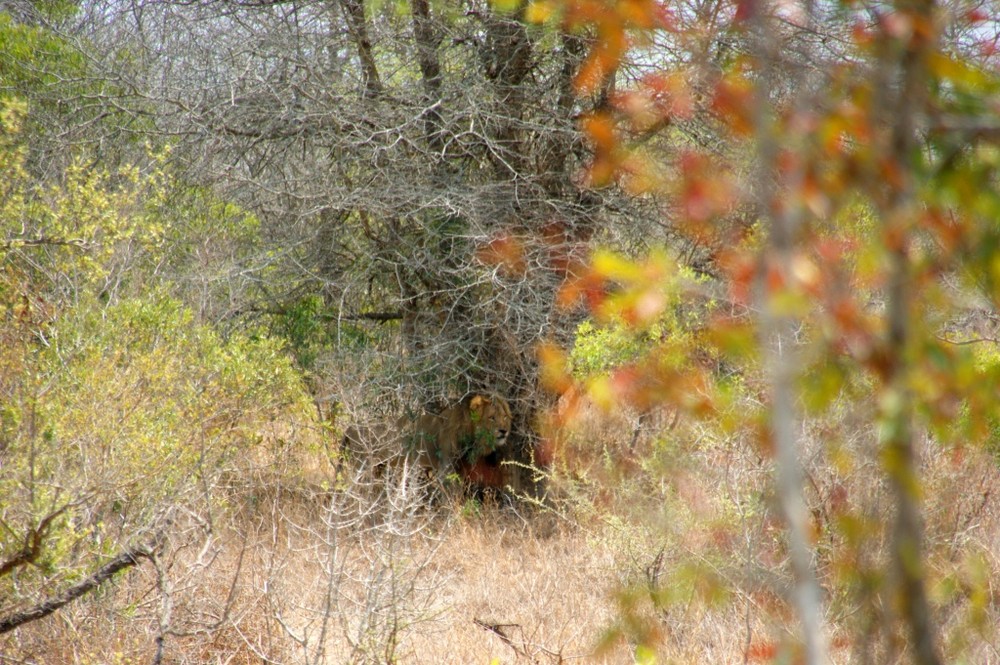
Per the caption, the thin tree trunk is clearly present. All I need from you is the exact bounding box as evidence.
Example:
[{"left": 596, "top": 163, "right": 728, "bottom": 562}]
[
  {"left": 410, "top": 0, "right": 445, "bottom": 155},
  {"left": 749, "top": 4, "right": 829, "bottom": 662},
  {"left": 335, "top": 0, "right": 382, "bottom": 98},
  {"left": 880, "top": 0, "right": 942, "bottom": 661}
]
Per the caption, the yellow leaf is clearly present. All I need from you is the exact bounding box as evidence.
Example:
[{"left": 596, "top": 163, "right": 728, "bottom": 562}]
[
  {"left": 586, "top": 375, "right": 616, "bottom": 411},
  {"left": 525, "top": 0, "right": 554, "bottom": 22},
  {"left": 592, "top": 249, "right": 641, "bottom": 281},
  {"left": 634, "top": 644, "right": 657, "bottom": 664},
  {"left": 537, "top": 341, "right": 571, "bottom": 394},
  {"left": 491, "top": 0, "right": 521, "bottom": 12},
  {"left": 927, "top": 52, "right": 990, "bottom": 90}
]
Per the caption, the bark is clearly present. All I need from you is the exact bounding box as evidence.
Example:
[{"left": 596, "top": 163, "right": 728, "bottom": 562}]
[
  {"left": 334, "top": 0, "right": 382, "bottom": 98},
  {"left": 537, "top": 31, "right": 586, "bottom": 197},
  {"left": 0, "top": 506, "right": 68, "bottom": 579},
  {"left": 410, "top": 0, "right": 444, "bottom": 155},
  {"left": 481, "top": 9, "right": 533, "bottom": 176}
]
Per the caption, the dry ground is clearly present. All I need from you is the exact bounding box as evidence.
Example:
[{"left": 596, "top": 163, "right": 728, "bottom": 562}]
[
  {"left": 0, "top": 505, "right": 635, "bottom": 664},
  {"left": 3, "top": 412, "right": 1000, "bottom": 664}
]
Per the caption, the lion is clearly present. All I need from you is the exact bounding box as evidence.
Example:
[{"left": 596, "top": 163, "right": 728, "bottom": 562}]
[{"left": 340, "top": 393, "right": 513, "bottom": 492}]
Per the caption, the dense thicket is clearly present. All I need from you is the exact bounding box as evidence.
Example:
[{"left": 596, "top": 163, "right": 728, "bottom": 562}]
[
  {"left": 3, "top": 0, "right": 1000, "bottom": 662},
  {"left": 72, "top": 0, "right": 650, "bottom": 430}
]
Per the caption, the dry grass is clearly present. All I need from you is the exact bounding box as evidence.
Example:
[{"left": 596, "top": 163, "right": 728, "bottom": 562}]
[
  {"left": 407, "top": 514, "right": 622, "bottom": 663},
  {"left": 0, "top": 496, "right": 698, "bottom": 664},
  {"left": 3, "top": 409, "right": 1000, "bottom": 665}
]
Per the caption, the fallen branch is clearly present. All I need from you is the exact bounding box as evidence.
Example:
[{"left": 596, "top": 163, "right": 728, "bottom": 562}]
[
  {"left": 475, "top": 617, "right": 526, "bottom": 657},
  {"left": 474, "top": 617, "right": 584, "bottom": 663},
  {"left": 0, "top": 533, "right": 164, "bottom": 634},
  {"left": 340, "top": 311, "right": 403, "bottom": 323}
]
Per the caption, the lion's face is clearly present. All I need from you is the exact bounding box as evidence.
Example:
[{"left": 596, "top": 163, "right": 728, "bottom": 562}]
[{"left": 467, "top": 394, "right": 512, "bottom": 452}]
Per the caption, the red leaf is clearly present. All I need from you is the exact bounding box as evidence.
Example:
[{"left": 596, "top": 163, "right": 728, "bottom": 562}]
[
  {"left": 733, "top": 0, "right": 757, "bottom": 24},
  {"left": 745, "top": 641, "right": 778, "bottom": 662}
]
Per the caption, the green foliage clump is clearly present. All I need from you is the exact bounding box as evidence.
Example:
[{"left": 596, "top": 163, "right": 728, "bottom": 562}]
[
  {"left": 0, "top": 293, "right": 313, "bottom": 608},
  {"left": 275, "top": 294, "right": 333, "bottom": 370},
  {"left": 0, "top": 12, "right": 86, "bottom": 93},
  {"left": 0, "top": 99, "right": 168, "bottom": 295},
  {"left": 570, "top": 257, "right": 705, "bottom": 382},
  {"left": 0, "top": 95, "right": 316, "bottom": 618},
  {"left": 0, "top": 8, "right": 145, "bottom": 174},
  {"left": 571, "top": 316, "right": 693, "bottom": 381}
]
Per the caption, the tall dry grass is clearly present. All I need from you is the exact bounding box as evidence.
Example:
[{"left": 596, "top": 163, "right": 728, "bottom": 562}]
[{"left": 3, "top": 402, "right": 1000, "bottom": 664}]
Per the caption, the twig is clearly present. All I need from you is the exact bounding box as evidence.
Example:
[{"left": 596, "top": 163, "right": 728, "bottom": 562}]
[
  {"left": 0, "top": 505, "right": 70, "bottom": 578},
  {"left": 475, "top": 617, "right": 528, "bottom": 658}
]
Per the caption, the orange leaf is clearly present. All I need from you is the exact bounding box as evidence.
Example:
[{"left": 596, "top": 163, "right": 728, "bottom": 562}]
[
  {"left": 477, "top": 233, "right": 526, "bottom": 275},
  {"left": 580, "top": 111, "right": 616, "bottom": 150},
  {"left": 712, "top": 73, "right": 754, "bottom": 135},
  {"left": 745, "top": 641, "right": 778, "bottom": 662},
  {"left": 537, "top": 341, "right": 572, "bottom": 394},
  {"left": 574, "top": 51, "right": 613, "bottom": 95}
]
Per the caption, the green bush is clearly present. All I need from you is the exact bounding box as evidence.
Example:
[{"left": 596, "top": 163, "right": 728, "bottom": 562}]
[{"left": 0, "top": 294, "right": 313, "bottom": 609}]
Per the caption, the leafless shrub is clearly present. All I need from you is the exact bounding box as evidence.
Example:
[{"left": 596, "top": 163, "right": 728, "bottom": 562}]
[{"left": 260, "top": 449, "right": 450, "bottom": 665}]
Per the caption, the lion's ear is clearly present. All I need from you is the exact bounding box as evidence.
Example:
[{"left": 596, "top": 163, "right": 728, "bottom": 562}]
[{"left": 470, "top": 395, "right": 487, "bottom": 413}]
